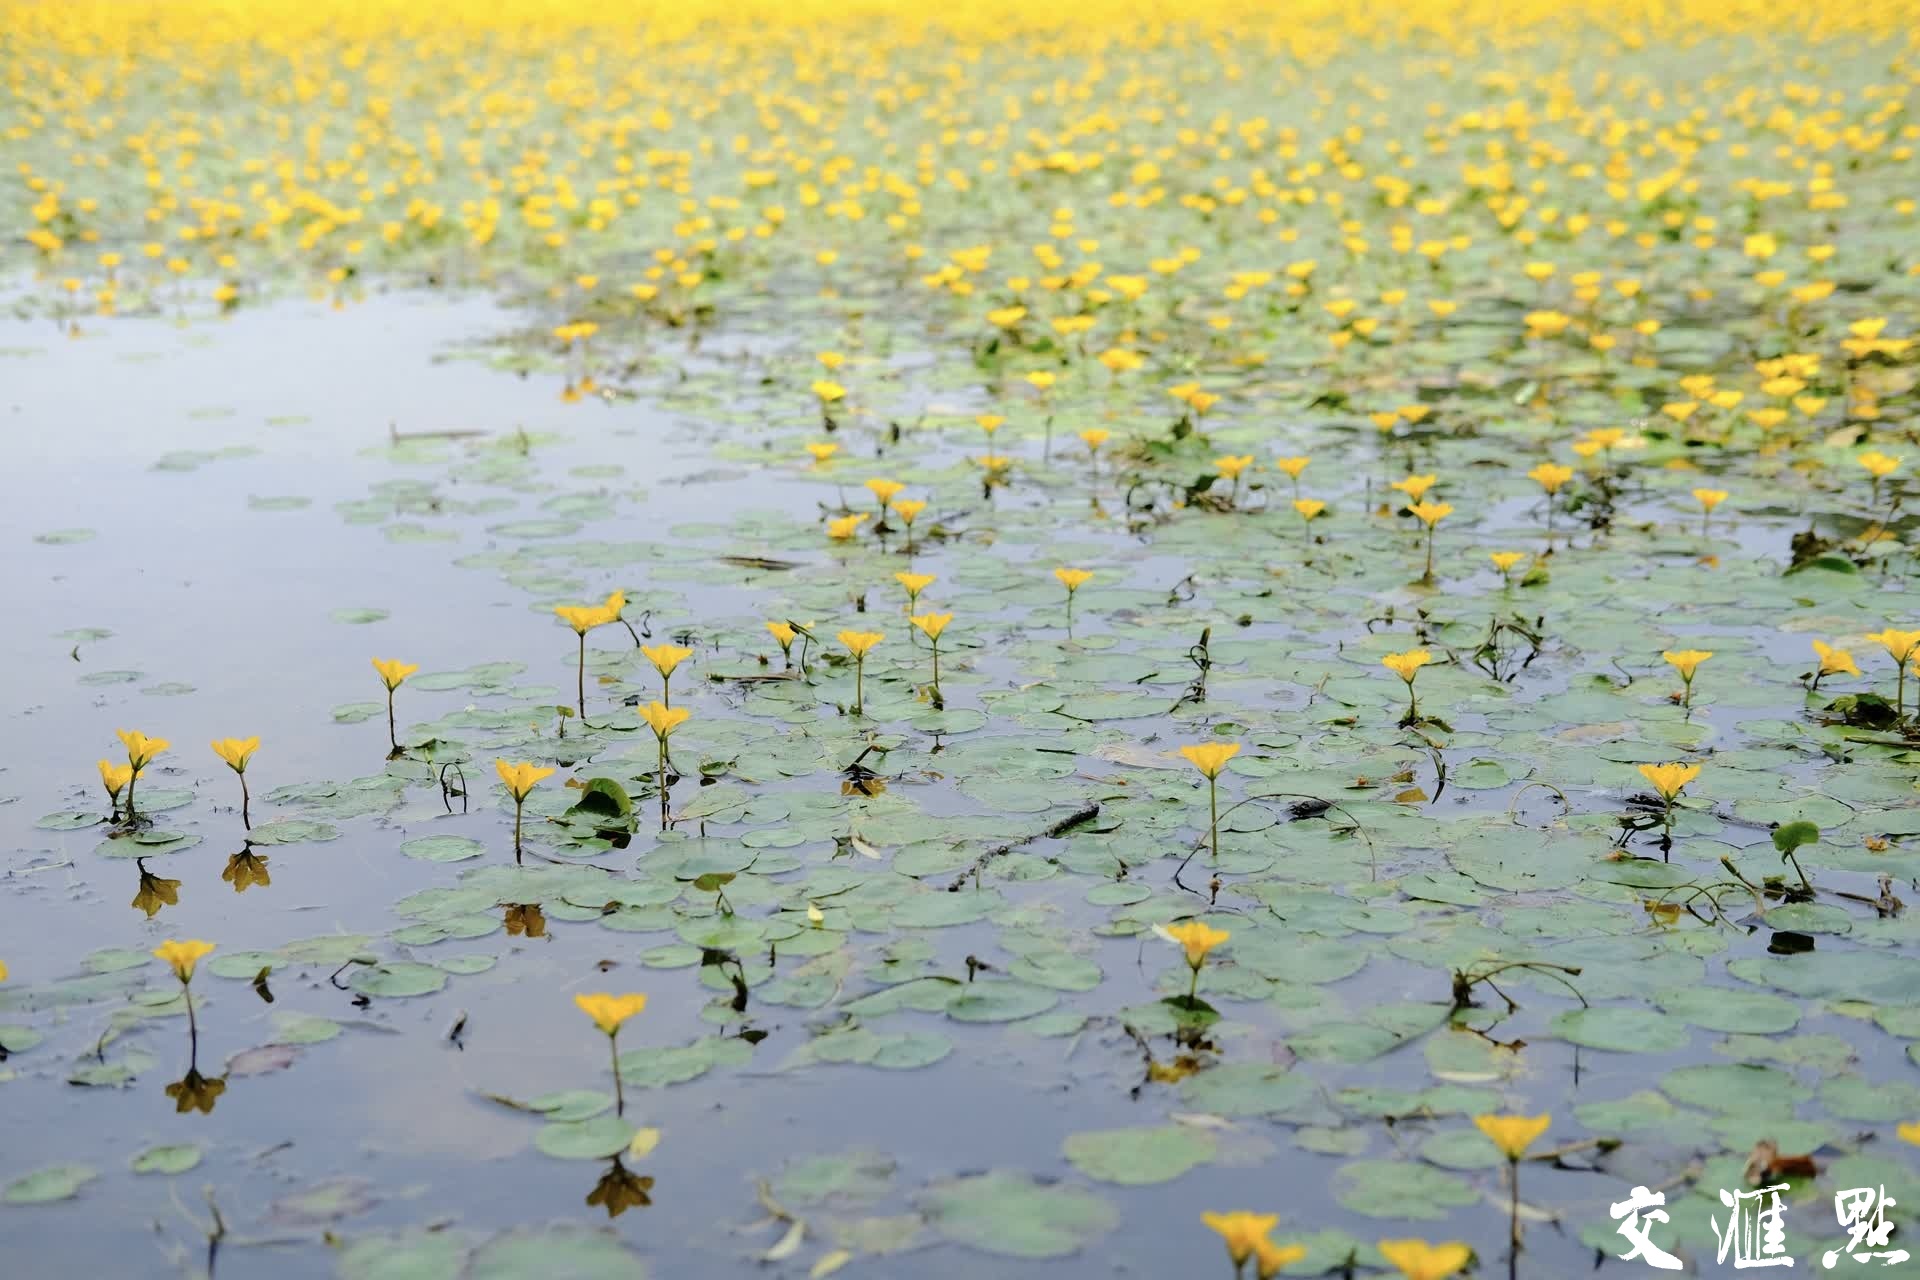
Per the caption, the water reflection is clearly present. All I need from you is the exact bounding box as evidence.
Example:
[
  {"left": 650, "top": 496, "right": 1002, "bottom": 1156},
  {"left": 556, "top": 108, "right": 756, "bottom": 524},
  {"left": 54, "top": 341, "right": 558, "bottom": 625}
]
[
  {"left": 586, "top": 1155, "right": 654, "bottom": 1218},
  {"left": 503, "top": 904, "right": 546, "bottom": 937},
  {"left": 222, "top": 843, "right": 271, "bottom": 893},
  {"left": 131, "top": 858, "right": 181, "bottom": 918},
  {"left": 164, "top": 1068, "right": 228, "bottom": 1115}
]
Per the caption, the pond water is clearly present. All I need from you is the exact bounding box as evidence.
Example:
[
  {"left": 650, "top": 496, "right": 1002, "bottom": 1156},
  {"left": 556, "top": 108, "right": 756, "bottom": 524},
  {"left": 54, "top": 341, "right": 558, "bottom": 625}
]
[{"left": 5, "top": 5, "right": 1920, "bottom": 1280}]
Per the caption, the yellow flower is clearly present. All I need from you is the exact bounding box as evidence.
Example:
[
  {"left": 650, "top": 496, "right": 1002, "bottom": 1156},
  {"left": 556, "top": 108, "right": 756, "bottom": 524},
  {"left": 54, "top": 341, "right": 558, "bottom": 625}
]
[
  {"left": 0, "top": 959, "right": 6, "bottom": 982},
  {"left": 827, "top": 513, "right": 869, "bottom": 539},
  {"left": 1866, "top": 629, "right": 1920, "bottom": 663},
  {"left": 1214, "top": 455, "right": 1254, "bottom": 479},
  {"left": 1054, "top": 567, "right": 1093, "bottom": 592},
  {"left": 1200, "top": 1211, "right": 1278, "bottom": 1266},
  {"left": 641, "top": 644, "right": 693, "bottom": 679},
  {"left": 896, "top": 572, "right": 935, "bottom": 601},
  {"left": 1024, "top": 370, "right": 1056, "bottom": 391},
  {"left": 639, "top": 702, "right": 690, "bottom": 739},
  {"left": 1693, "top": 488, "right": 1729, "bottom": 512},
  {"left": 1293, "top": 498, "right": 1326, "bottom": 521},
  {"left": 1275, "top": 456, "right": 1311, "bottom": 478},
  {"left": 1489, "top": 551, "right": 1526, "bottom": 573},
  {"left": 116, "top": 729, "right": 170, "bottom": 768},
  {"left": 976, "top": 414, "right": 1004, "bottom": 435},
  {"left": 210, "top": 737, "right": 260, "bottom": 773},
  {"left": 1162, "top": 919, "right": 1231, "bottom": 970},
  {"left": 893, "top": 499, "right": 927, "bottom": 525},
  {"left": 1474, "top": 1113, "right": 1551, "bottom": 1160},
  {"left": 1390, "top": 475, "right": 1436, "bottom": 506},
  {"left": 1898, "top": 1123, "right": 1920, "bottom": 1147},
  {"left": 1188, "top": 390, "right": 1220, "bottom": 415},
  {"left": 1661, "top": 401, "right": 1698, "bottom": 423},
  {"left": 1370, "top": 410, "right": 1402, "bottom": 433},
  {"left": 495, "top": 759, "right": 556, "bottom": 802},
  {"left": 1178, "top": 741, "right": 1240, "bottom": 779},
  {"left": 1857, "top": 450, "right": 1902, "bottom": 480},
  {"left": 574, "top": 992, "right": 648, "bottom": 1035},
  {"left": 1406, "top": 499, "right": 1452, "bottom": 527},
  {"left": 865, "top": 478, "right": 905, "bottom": 507},
  {"left": 811, "top": 380, "right": 846, "bottom": 403},
  {"left": 766, "top": 621, "right": 797, "bottom": 649},
  {"left": 911, "top": 612, "right": 952, "bottom": 641},
  {"left": 371, "top": 657, "right": 418, "bottom": 691},
  {"left": 1663, "top": 649, "right": 1713, "bottom": 681},
  {"left": 1526, "top": 463, "right": 1573, "bottom": 494},
  {"left": 974, "top": 454, "right": 1012, "bottom": 474},
  {"left": 1638, "top": 762, "right": 1700, "bottom": 801},
  {"left": 603, "top": 590, "right": 627, "bottom": 619},
  {"left": 1812, "top": 640, "right": 1859, "bottom": 677},
  {"left": 805, "top": 442, "right": 838, "bottom": 463},
  {"left": 816, "top": 351, "right": 845, "bottom": 371},
  {"left": 98, "top": 759, "right": 136, "bottom": 799},
  {"left": 1254, "top": 1239, "right": 1308, "bottom": 1280},
  {"left": 985, "top": 305, "right": 1027, "bottom": 328},
  {"left": 1378, "top": 1239, "right": 1472, "bottom": 1280},
  {"left": 1382, "top": 650, "right": 1432, "bottom": 683},
  {"left": 153, "top": 938, "right": 216, "bottom": 984},
  {"left": 1079, "top": 428, "right": 1111, "bottom": 451},
  {"left": 555, "top": 603, "right": 613, "bottom": 634},
  {"left": 1097, "top": 347, "right": 1143, "bottom": 373},
  {"left": 838, "top": 630, "right": 884, "bottom": 658}
]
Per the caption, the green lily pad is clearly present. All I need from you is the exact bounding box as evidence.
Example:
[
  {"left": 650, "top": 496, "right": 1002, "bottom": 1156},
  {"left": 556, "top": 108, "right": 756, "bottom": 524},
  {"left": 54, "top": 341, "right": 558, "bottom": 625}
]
[
  {"left": 1062, "top": 1125, "right": 1217, "bottom": 1185},
  {"left": 130, "top": 1144, "right": 204, "bottom": 1175},
  {"left": 4, "top": 1163, "right": 97, "bottom": 1205},
  {"left": 1333, "top": 1159, "right": 1479, "bottom": 1219},
  {"left": 1550, "top": 1006, "right": 1691, "bottom": 1053},
  {"left": 919, "top": 1171, "right": 1119, "bottom": 1259},
  {"left": 534, "top": 1114, "right": 638, "bottom": 1160}
]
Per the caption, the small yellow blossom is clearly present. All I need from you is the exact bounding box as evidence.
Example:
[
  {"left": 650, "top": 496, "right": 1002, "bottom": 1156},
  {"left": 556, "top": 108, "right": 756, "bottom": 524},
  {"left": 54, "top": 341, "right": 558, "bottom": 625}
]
[
  {"left": 575, "top": 992, "right": 648, "bottom": 1035},
  {"left": 1474, "top": 1114, "right": 1551, "bottom": 1160},
  {"left": 1178, "top": 741, "right": 1240, "bottom": 779},
  {"left": 153, "top": 939, "right": 216, "bottom": 984}
]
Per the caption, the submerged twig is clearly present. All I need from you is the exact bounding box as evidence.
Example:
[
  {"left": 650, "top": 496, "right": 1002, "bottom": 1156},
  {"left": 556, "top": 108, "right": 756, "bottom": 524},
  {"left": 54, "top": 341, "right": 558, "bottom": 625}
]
[{"left": 945, "top": 803, "right": 1099, "bottom": 891}]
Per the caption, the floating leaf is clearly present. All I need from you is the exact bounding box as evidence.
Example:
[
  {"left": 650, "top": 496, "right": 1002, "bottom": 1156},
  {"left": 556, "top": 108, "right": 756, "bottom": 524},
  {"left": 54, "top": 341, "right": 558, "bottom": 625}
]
[
  {"left": 919, "top": 1171, "right": 1119, "bottom": 1259},
  {"left": 1061, "top": 1125, "right": 1217, "bottom": 1185},
  {"left": 3, "top": 1164, "right": 97, "bottom": 1205}
]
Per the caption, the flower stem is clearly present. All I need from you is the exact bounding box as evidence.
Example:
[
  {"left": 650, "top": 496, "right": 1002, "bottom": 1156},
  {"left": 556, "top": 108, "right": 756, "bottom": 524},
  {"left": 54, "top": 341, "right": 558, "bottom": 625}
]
[
  {"left": 1188, "top": 964, "right": 1200, "bottom": 1003},
  {"left": 1510, "top": 1157, "right": 1522, "bottom": 1252},
  {"left": 387, "top": 688, "right": 399, "bottom": 753},
  {"left": 1509, "top": 1158, "right": 1522, "bottom": 1280},
  {"left": 576, "top": 632, "right": 587, "bottom": 719},
  {"left": 240, "top": 773, "right": 251, "bottom": 830},
  {"left": 610, "top": 1031, "right": 625, "bottom": 1117},
  {"left": 184, "top": 982, "right": 199, "bottom": 1068},
  {"left": 1424, "top": 524, "right": 1436, "bottom": 582},
  {"left": 1208, "top": 775, "right": 1220, "bottom": 862},
  {"left": 513, "top": 801, "right": 524, "bottom": 863},
  {"left": 658, "top": 736, "right": 670, "bottom": 830}
]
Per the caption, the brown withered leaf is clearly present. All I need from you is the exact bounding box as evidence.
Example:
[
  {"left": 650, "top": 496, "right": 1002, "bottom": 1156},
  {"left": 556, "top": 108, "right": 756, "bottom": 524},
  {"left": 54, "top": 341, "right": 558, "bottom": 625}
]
[{"left": 1744, "top": 1139, "right": 1818, "bottom": 1186}]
